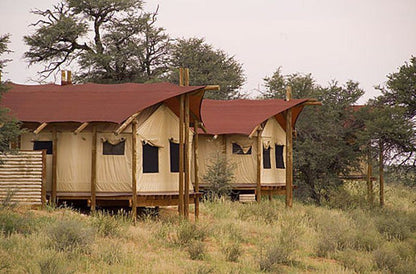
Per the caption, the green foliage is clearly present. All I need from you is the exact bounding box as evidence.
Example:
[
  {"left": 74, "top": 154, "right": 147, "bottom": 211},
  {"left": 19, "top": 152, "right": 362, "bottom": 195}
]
[
  {"left": 187, "top": 240, "right": 205, "bottom": 260},
  {"left": 203, "top": 152, "right": 235, "bottom": 199},
  {"left": 174, "top": 221, "right": 207, "bottom": 246},
  {"left": 48, "top": 219, "right": 95, "bottom": 252},
  {"left": 24, "top": 0, "right": 170, "bottom": 82},
  {"left": 0, "top": 34, "right": 21, "bottom": 154},
  {"left": 333, "top": 249, "right": 375, "bottom": 273},
  {"left": 263, "top": 69, "right": 365, "bottom": 204},
  {"left": 221, "top": 241, "right": 242, "bottom": 262},
  {"left": 378, "top": 56, "right": 416, "bottom": 119},
  {"left": 373, "top": 241, "right": 416, "bottom": 273},
  {"left": 0, "top": 211, "right": 37, "bottom": 236},
  {"left": 90, "top": 210, "right": 125, "bottom": 237},
  {"left": 169, "top": 38, "right": 246, "bottom": 99},
  {"left": 373, "top": 208, "right": 416, "bottom": 241}
]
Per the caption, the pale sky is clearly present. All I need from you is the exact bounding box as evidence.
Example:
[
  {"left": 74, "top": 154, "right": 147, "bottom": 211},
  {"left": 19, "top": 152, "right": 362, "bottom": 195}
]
[{"left": 1, "top": 0, "right": 415, "bottom": 103}]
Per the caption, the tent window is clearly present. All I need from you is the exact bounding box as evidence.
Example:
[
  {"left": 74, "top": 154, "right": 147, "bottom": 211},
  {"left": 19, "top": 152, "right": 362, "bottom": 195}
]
[
  {"left": 263, "top": 147, "right": 271, "bottom": 169},
  {"left": 232, "top": 143, "right": 252, "bottom": 155},
  {"left": 103, "top": 141, "right": 125, "bottom": 155},
  {"left": 170, "top": 140, "right": 180, "bottom": 172},
  {"left": 275, "top": 144, "right": 285, "bottom": 169},
  {"left": 143, "top": 143, "right": 159, "bottom": 173},
  {"left": 33, "top": 141, "right": 53, "bottom": 155}
]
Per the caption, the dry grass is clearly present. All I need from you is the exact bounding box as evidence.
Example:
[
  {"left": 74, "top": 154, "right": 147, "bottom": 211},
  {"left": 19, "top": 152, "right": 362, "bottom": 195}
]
[{"left": 0, "top": 182, "right": 415, "bottom": 273}]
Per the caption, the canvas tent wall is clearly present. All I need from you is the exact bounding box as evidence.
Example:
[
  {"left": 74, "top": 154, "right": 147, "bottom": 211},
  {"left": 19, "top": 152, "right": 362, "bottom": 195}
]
[
  {"left": 18, "top": 104, "right": 194, "bottom": 194},
  {"left": 198, "top": 117, "right": 286, "bottom": 186},
  {"left": 1, "top": 82, "right": 205, "bottom": 210},
  {"left": 197, "top": 99, "right": 312, "bottom": 194}
]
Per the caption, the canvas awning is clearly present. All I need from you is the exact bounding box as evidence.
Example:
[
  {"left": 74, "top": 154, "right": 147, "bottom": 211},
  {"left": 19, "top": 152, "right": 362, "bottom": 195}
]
[{"left": 1, "top": 82, "right": 205, "bottom": 124}]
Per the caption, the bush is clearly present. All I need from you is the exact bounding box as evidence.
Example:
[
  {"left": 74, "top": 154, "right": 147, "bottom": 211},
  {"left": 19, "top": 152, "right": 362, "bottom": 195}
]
[
  {"left": 0, "top": 211, "right": 37, "bottom": 236},
  {"left": 259, "top": 244, "right": 291, "bottom": 272},
  {"left": 222, "top": 241, "right": 242, "bottom": 262},
  {"left": 374, "top": 209, "right": 415, "bottom": 241},
  {"left": 48, "top": 219, "right": 95, "bottom": 252},
  {"left": 333, "top": 249, "right": 375, "bottom": 273},
  {"left": 91, "top": 210, "right": 124, "bottom": 237},
  {"left": 313, "top": 211, "right": 355, "bottom": 257},
  {"left": 174, "top": 221, "right": 207, "bottom": 246},
  {"left": 187, "top": 241, "right": 205, "bottom": 260},
  {"left": 203, "top": 152, "right": 235, "bottom": 199}
]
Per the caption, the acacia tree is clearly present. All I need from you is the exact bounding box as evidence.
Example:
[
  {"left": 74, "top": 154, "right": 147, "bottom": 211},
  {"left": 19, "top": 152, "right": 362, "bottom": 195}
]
[
  {"left": 0, "top": 34, "right": 21, "bottom": 153},
  {"left": 263, "top": 70, "right": 364, "bottom": 203},
  {"left": 378, "top": 56, "right": 416, "bottom": 119},
  {"left": 168, "top": 38, "right": 246, "bottom": 100},
  {"left": 24, "top": 0, "right": 171, "bottom": 83}
]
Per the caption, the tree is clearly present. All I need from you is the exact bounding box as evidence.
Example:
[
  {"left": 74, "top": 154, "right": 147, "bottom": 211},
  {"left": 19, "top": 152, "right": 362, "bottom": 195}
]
[
  {"left": 24, "top": 0, "right": 171, "bottom": 83},
  {"left": 0, "top": 34, "right": 21, "bottom": 153},
  {"left": 263, "top": 70, "right": 365, "bottom": 203},
  {"left": 168, "top": 38, "right": 246, "bottom": 100},
  {"left": 378, "top": 56, "right": 416, "bottom": 119}
]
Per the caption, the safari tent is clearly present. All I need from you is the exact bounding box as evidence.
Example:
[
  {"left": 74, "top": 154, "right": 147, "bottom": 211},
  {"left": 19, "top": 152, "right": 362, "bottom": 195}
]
[
  {"left": 197, "top": 97, "right": 319, "bottom": 203},
  {"left": 1, "top": 80, "right": 208, "bottom": 217}
]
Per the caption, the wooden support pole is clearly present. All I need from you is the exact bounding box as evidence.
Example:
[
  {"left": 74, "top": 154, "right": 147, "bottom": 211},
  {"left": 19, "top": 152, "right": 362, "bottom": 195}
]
[
  {"left": 131, "top": 120, "right": 138, "bottom": 222},
  {"left": 51, "top": 127, "right": 58, "bottom": 203},
  {"left": 285, "top": 86, "right": 293, "bottom": 208},
  {"left": 184, "top": 93, "right": 190, "bottom": 219},
  {"left": 193, "top": 122, "right": 200, "bottom": 220},
  {"left": 184, "top": 68, "right": 190, "bottom": 219},
  {"left": 178, "top": 97, "right": 185, "bottom": 216},
  {"left": 41, "top": 150, "right": 47, "bottom": 208},
  {"left": 90, "top": 126, "right": 97, "bottom": 211},
  {"left": 366, "top": 149, "right": 373, "bottom": 205},
  {"left": 379, "top": 142, "right": 384, "bottom": 207},
  {"left": 256, "top": 128, "right": 263, "bottom": 202}
]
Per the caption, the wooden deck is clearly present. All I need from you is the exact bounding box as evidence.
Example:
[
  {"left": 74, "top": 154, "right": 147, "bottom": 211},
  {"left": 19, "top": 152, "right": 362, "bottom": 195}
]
[
  {"left": 198, "top": 183, "right": 297, "bottom": 196},
  {"left": 51, "top": 191, "right": 203, "bottom": 207}
]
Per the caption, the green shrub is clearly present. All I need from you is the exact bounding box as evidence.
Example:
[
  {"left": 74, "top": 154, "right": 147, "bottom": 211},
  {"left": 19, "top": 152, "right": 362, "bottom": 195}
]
[
  {"left": 313, "top": 211, "right": 355, "bottom": 257},
  {"left": 0, "top": 189, "right": 17, "bottom": 209},
  {"left": 187, "top": 241, "right": 205, "bottom": 260},
  {"left": 333, "top": 249, "right": 375, "bottom": 273},
  {"left": 48, "top": 219, "right": 95, "bottom": 252},
  {"left": 222, "top": 241, "right": 242, "bottom": 262},
  {"left": 91, "top": 210, "right": 123, "bottom": 237},
  {"left": 98, "top": 242, "right": 124, "bottom": 265},
  {"left": 38, "top": 255, "right": 68, "bottom": 274},
  {"left": 259, "top": 244, "right": 291, "bottom": 272},
  {"left": 175, "top": 221, "right": 207, "bottom": 246},
  {"left": 237, "top": 202, "right": 279, "bottom": 224},
  {"left": 203, "top": 152, "right": 235, "bottom": 199},
  {"left": 374, "top": 209, "right": 415, "bottom": 241},
  {"left": 0, "top": 211, "right": 37, "bottom": 236}
]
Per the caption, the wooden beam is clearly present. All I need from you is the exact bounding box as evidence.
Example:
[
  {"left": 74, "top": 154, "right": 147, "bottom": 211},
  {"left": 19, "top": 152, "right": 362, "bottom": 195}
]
[
  {"left": 379, "top": 142, "right": 384, "bottom": 207},
  {"left": 193, "top": 121, "right": 200, "bottom": 220},
  {"left": 131, "top": 120, "right": 138, "bottom": 222},
  {"left": 366, "top": 149, "right": 373, "bottom": 205},
  {"left": 184, "top": 69, "right": 190, "bottom": 219},
  {"left": 178, "top": 94, "right": 185, "bottom": 216},
  {"left": 34, "top": 122, "right": 48, "bottom": 135},
  {"left": 184, "top": 93, "right": 190, "bottom": 219},
  {"left": 74, "top": 122, "right": 89, "bottom": 135},
  {"left": 204, "top": 85, "right": 220, "bottom": 91},
  {"left": 114, "top": 112, "right": 140, "bottom": 135},
  {"left": 90, "top": 126, "right": 97, "bottom": 211},
  {"left": 285, "top": 86, "right": 293, "bottom": 208},
  {"left": 256, "top": 128, "right": 263, "bottom": 202},
  {"left": 301, "top": 101, "right": 322, "bottom": 106},
  {"left": 52, "top": 127, "right": 58, "bottom": 203},
  {"left": 248, "top": 125, "right": 261, "bottom": 139},
  {"left": 41, "top": 150, "right": 47, "bottom": 208}
]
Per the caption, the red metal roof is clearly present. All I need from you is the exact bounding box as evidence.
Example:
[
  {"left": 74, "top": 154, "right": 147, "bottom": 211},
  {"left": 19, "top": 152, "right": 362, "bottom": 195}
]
[
  {"left": 201, "top": 99, "right": 309, "bottom": 135},
  {"left": 1, "top": 82, "right": 205, "bottom": 124}
]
